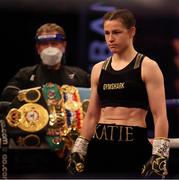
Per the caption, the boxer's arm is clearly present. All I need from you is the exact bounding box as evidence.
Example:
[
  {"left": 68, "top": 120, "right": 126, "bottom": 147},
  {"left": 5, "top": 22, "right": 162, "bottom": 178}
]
[{"left": 141, "top": 58, "right": 169, "bottom": 177}]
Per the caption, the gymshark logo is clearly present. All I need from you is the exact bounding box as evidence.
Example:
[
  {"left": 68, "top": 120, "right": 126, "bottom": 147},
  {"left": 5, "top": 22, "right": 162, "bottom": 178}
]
[{"left": 69, "top": 73, "right": 75, "bottom": 79}]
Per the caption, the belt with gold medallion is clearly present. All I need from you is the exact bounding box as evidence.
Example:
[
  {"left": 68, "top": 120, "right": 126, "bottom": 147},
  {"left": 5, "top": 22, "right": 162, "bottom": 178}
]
[
  {"left": 42, "top": 83, "right": 84, "bottom": 158},
  {"left": 6, "top": 87, "right": 49, "bottom": 147}
]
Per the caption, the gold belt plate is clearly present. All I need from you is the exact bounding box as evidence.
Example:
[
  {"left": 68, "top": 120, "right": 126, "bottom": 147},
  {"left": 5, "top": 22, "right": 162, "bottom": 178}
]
[{"left": 17, "top": 103, "right": 49, "bottom": 132}]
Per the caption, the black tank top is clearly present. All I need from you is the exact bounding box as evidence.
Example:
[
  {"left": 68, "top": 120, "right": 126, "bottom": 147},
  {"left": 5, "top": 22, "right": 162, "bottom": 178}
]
[{"left": 97, "top": 53, "right": 149, "bottom": 110}]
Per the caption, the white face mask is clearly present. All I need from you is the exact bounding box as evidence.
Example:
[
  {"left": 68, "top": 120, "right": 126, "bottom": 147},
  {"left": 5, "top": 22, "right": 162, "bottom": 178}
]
[{"left": 40, "top": 47, "right": 63, "bottom": 66}]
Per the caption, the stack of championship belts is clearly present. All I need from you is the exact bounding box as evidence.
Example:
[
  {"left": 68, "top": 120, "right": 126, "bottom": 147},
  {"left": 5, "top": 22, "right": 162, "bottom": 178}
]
[{"left": 5, "top": 83, "right": 89, "bottom": 159}]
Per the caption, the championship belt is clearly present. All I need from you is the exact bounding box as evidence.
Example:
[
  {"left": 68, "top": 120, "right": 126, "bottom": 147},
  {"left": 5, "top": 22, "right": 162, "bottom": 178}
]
[
  {"left": 61, "top": 84, "right": 83, "bottom": 129},
  {"left": 5, "top": 83, "right": 90, "bottom": 156},
  {"left": 5, "top": 87, "right": 49, "bottom": 147},
  {"left": 43, "top": 83, "right": 84, "bottom": 159},
  {"left": 42, "top": 83, "right": 64, "bottom": 127},
  {"left": 42, "top": 83, "right": 68, "bottom": 157}
]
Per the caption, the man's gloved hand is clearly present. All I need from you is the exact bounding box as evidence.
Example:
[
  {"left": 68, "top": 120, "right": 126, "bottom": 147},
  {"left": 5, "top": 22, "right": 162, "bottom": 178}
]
[
  {"left": 141, "top": 137, "right": 170, "bottom": 178},
  {"left": 67, "top": 136, "right": 89, "bottom": 175}
]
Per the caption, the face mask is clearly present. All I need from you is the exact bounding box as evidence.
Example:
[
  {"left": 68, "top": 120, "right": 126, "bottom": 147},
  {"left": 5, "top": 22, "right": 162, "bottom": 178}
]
[{"left": 40, "top": 47, "right": 63, "bottom": 66}]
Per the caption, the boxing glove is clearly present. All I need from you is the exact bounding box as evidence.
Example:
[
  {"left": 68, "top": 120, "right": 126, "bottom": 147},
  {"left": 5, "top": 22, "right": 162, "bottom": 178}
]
[
  {"left": 141, "top": 137, "right": 170, "bottom": 178},
  {"left": 67, "top": 136, "right": 89, "bottom": 175}
]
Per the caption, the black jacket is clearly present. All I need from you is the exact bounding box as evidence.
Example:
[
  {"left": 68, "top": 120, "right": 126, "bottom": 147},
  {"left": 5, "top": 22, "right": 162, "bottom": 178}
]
[{"left": 1, "top": 64, "right": 90, "bottom": 102}]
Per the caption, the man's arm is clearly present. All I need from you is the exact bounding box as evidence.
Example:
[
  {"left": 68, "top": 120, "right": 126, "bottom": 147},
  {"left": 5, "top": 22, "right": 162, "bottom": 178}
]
[
  {"left": 1, "top": 66, "right": 37, "bottom": 102},
  {"left": 1, "top": 75, "right": 21, "bottom": 102}
]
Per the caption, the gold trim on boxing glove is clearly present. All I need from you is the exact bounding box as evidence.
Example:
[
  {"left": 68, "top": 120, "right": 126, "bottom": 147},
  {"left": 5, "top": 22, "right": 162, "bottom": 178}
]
[
  {"left": 18, "top": 87, "right": 41, "bottom": 103},
  {"left": 18, "top": 103, "right": 49, "bottom": 132},
  {"left": 152, "top": 156, "right": 168, "bottom": 176},
  {"left": 76, "top": 163, "right": 85, "bottom": 173}
]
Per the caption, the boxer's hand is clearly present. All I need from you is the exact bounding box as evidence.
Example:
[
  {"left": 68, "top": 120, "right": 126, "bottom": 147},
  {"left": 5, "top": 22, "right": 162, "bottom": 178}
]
[
  {"left": 67, "top": 136, "right": 89, "bottom": 175},
  {"left": 141, "top": 138, "right": 170, "bottom": 178},
  {"left": 67, "top": 152, "right": 85, "bottom": 175},
  {"left": 141, "top": 155, "right": 168, "bottom": 177}
]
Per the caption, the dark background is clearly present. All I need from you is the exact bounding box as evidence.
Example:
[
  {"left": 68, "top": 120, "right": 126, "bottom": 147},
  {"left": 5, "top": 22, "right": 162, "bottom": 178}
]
[
  {"left": 0, "top": 0, "right": 179, "bottom": 178},
  {"left": 0, "top": 0, "right": 178, "bottom": 88},
  {"left": 0, "top": 0, "right": 178, "bottom": 96},
  {"left": 1, "top": 0, "right": 179, "bottom": 135}
]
